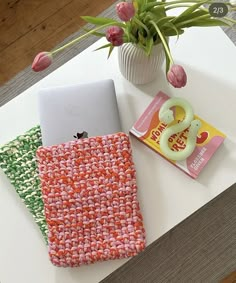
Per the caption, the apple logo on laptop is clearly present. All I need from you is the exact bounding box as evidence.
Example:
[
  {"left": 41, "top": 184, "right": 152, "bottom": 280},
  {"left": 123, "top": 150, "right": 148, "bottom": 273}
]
[{"left": 73, "top": 131, "right": 88, "bottom": 140}]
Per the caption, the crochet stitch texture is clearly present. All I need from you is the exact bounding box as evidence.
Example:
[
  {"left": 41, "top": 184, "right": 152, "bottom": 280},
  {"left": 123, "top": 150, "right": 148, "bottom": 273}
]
[
  {"left": 37, "top": 132, "right": 146, "bottom": 267},
  {"left": 0, "top": 126, "right": 48, "bottom": 242}
]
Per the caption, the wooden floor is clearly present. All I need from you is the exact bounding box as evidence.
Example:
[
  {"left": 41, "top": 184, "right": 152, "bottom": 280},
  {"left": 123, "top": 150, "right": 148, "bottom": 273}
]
[{"left": 0, "top": 0, "right": 114, "bottom": 85}]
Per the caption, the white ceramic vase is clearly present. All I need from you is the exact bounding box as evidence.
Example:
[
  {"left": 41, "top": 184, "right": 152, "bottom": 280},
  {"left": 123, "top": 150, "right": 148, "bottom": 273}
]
[{"left": 118, "top": 43, "right": 165, "bottom": 85}]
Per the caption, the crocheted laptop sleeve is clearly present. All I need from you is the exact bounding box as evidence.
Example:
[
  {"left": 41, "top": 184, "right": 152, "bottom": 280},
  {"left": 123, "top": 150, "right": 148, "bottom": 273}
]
[
  {"left": 36, "top": 132, "right": 146, "bottom": 267},
  {"left": 0, "top": 126, "right": 48, "bottom": 242}
]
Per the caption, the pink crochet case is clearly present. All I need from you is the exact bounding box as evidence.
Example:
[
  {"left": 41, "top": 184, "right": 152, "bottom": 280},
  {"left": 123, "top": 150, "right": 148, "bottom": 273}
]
[{"left": 36, "top": 132, "right": 146, "bottom": 267}]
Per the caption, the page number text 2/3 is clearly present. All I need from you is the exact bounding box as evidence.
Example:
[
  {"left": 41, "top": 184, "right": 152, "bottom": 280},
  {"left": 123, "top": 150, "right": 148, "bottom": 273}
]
[{"left": 209, "top": 3, "right": 228, "bottom": 17}]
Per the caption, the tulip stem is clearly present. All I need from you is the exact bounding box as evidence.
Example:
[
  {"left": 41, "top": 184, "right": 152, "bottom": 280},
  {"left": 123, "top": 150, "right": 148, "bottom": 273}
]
[
  {"left": 175, "top": 14, "right": 210, "bottom": 27},
  {"left": 51, "top": 22, "right": 125, "bottom": 55},
  {"left": 149, "top": 20, "right": 174, "bottom": 64}
]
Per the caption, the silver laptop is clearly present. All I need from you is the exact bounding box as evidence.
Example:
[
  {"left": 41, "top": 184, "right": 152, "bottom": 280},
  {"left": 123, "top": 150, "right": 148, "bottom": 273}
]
[{"left": 37, "top": 79, "right": 121, "bottom": 146}]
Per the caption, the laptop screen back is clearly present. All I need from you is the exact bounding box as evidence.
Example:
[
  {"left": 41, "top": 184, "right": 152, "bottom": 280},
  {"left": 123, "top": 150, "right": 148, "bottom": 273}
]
[{"left": 37, "top": 79, "right": 121, "bottom": 146}]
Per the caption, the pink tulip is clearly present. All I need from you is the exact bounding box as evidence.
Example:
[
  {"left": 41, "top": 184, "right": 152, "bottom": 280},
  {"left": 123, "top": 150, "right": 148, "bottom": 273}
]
[
  {"left": 32, "top": 51, "right": 53, "bottom": 72},
  {"left": 116, "top": 2, "right": 135, "bottom": 22},
  {"left": 167, "top": 64, "right": 187, "bottom": 88},
  {"left": 106, "top": 26, "right": 124, "bottom": 46}
]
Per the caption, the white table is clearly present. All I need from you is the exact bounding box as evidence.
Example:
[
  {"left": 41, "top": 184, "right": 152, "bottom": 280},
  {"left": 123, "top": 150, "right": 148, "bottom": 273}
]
[{"left": 0, "top": 26, "right": 236, "bottom": 283}]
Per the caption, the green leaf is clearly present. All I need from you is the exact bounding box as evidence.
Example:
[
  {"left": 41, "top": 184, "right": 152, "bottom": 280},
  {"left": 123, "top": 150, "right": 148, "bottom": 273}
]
[
  {"left": 137, "top": 41, "right": 147, "bottom": 52},
  {"left": 141, "top": 2, "right": 159, "bottom": 12},
  {"left": 163, "top": 21, "right": 180, "bottom": 40},
  {"left": 143, "top": 10, "right": 164, "bottom": 25},
  {"left": 134, "top": 0, "right": 147, "bottom": 13},
  {"left": 163, "top": 29, "right": 184, "bottom": 37},
  {"left": 175, "top": 14, "right": 210, "bottom": 28},
  {"left": 136, "top": 0, "right": 146, "bottom": 6},
  {"left": 145, "top": 37, "right": 154, "bottom": 55},
  {"left": 157, "top": 16, "right": 175, "bottom": 27},
  {"left": 179, "top": 18, "right": 230, "bottom": 28},
  {"left": 141, "top": 0, "right": 167, "bottom": 12},
  {"left": 138, "top": 30, "right": 147, "bottom": 45},
  {"left": 107, "top": 45, "right": 114, "bottom": 59},
  {"left": 171, "top": 9, "right": 209, "bottom": 25},
  {"left": 150, "top": 5, "right": 167, "bottom": 18},
  {"left": 133, "top": 16, "right": 151, "bottom": 36},
  {"left": 133, "top": 0, "right": 139, "bottom": 13},
  {"left": 93, "top": 43, "right": 112, "bottom": 52},
  {"left": 93, "top": 43, "right": 114, "bottom": 59},
  {"left": 81, "top": 16, "right": 121, "bottom": 26},
  {"left": 187, "top": 9, "right": 209, "bottom": 18},
  {"left": 172, "top": 1, "right": 208, "bottom": 24}
]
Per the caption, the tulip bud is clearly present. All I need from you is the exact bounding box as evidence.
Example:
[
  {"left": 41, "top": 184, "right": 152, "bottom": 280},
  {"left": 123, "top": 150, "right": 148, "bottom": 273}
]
[
  {"left": 116, "top": 2, "right": 135, "bottom": 22},
  {"left": 106, "top": 26, "right": 124, "bottom": 46},
  {"left": 167, "top": 64, "right": 187, "bottom": 88},
  {"left": 32, "top": 51, "right": 53, "bottom": 72}
]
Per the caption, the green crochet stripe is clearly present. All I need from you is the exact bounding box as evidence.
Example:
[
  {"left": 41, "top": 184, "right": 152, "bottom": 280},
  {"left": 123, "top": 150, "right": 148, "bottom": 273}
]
[{"left": 0, "top": 125, "right": 48, "bottom": 243}]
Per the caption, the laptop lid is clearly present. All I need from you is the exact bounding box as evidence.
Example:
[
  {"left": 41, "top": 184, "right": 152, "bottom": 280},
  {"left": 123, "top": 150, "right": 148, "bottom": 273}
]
[{"left": 37, "top": 79, "right": 122, "bottom": 146}]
